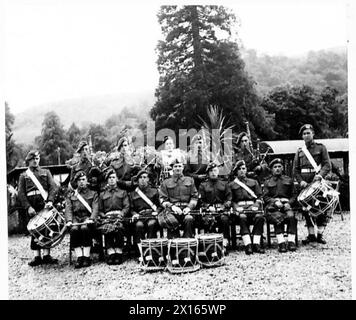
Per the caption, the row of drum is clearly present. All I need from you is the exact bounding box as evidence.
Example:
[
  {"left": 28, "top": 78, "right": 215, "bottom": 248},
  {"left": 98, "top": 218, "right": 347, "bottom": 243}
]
[{"left": 138, "top": 233, "right": 225, "bottom": 273}]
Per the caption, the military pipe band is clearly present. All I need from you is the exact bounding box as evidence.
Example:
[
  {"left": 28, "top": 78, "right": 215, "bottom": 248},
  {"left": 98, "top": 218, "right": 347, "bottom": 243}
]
[{"left": 18, "top": 123, "right": 340, "bottom": 272}]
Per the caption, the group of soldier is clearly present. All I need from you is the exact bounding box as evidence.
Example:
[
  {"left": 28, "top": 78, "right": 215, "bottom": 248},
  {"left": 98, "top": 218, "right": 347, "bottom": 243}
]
[{"left": 17, "top": 123, "right": 332, "bottom": 269}]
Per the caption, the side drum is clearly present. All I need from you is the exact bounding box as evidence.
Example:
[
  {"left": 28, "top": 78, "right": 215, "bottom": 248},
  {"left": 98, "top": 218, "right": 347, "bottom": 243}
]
[
  {"left": 27, "top": 206, "right": 67, "bottom": 248},
  {"left": 138, "top": 238, "right": 168, "bottom": 272},
  {"left": 167, "top": 238, "right": 200, "bottom": 274},
  {"left": 197, "top": 233, "right": 225, "bottom": 268}
]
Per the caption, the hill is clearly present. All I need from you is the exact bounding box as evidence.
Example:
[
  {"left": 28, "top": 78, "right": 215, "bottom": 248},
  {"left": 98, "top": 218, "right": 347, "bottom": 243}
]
[{"left": 12, "top": 91, "right": 155, "bottom": 145}]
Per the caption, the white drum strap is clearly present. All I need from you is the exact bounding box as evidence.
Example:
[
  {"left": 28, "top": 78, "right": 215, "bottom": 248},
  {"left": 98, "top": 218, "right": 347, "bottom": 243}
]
[
  {"left": 135, "top": 187, "right": 157, "bottom": 211},
  {"left": 74, "top": 190, "right": 92, "bottom": 214},
  {"left": 233, "top": 178, "right": 257, "bottom": 199},
  {"left": 25, "top": 168, "right": 48, "bottom": 200},
  {"left": 301, "top": 146, "right": 321, "bottom": 173}
]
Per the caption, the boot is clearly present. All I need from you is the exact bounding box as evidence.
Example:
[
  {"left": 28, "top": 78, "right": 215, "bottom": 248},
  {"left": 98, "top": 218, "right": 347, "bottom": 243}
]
[
  {"left": 245, "top": 244, "right": 253, "bottom": 255},
  {"left": 42, "top": 255, "right": 58, "bottom": 265},
  {"left": 28, "top": 256, "right": 42, "bottom": 267},
  {"left": 302, "top": 234, "right": 317, "bottom": 245},
  {"left": 317, "top": 233, "right": 327, "bottom": 244},
  {"left": 82, "top": 257, "right": 91, "bottom": 268},
  {"left": 287, "top": 242, "right": 297, "bottom": 252},
  {"left": 252, "top": 244, "right": 265, "bottom": 254},
  {"left": 74, "top": 256, "right": 84, "bottom": 269},
  {"left": 278, "top": 242, "right": 287, "bottom": 253}
]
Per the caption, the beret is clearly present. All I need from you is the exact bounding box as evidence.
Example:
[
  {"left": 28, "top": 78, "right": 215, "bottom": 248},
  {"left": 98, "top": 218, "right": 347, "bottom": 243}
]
[
  {"left": 133, "top": 169, "right": 149, "bottom": 182},
  {"left": 73, "top": 170, "right": 86, "bottom": 182},
  {"left": 236, "top": 132, "right": 248, "bottom": 146},
  {"left": 104, "top": 168, "right": 117, "bottom": 181},
  {"left": 76, "top": 141, "right": 88, "bottom": 153},
  {"left": 206, "top": 161, "right": 218, "bottom": 173},
  {"left": 164, "top": 136, "right": 173, "bottom": 143},
  {"left": 25, "top": 150, "right": 40, "bottom": 162},
  {"left": 298, "top": 124, "right": 314, "bottom": 135},
  {"left": 117, "top": 137, "right": 129, "bottom": 150},
  {"left": 232, "top": 160, "right": 246, "bottom": 174},
  {"left": 269, "top": 158, "right": 283, "bottom": 168}
]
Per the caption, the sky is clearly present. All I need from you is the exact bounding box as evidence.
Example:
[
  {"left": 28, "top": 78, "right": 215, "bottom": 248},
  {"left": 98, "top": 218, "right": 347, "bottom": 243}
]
[{"left": 1, "top": 0, "right": 349, "bottom": 114}]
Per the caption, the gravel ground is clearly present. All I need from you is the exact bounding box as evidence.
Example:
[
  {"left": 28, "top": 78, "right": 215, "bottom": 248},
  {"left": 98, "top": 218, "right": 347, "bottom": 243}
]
[{"left": 8, "top": 212, "right": 351, "bottom": 300}]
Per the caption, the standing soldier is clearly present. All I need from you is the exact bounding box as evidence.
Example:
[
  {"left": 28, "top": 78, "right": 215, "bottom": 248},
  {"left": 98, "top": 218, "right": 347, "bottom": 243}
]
[
  {"left": 98, "top": 168, "right": 130, "bottom": 265},
  {"left": 293, "top": 124, "right": 331, "bottom": 245},
  {"left": 185, "top": 134, "right": 211, "bottom": 189},
  {"left": 229, "top": 160, "right": 265, "bottom": 255},
  {"left": 159, "top": 158, "right": 199, "bottom": 239},
  {"left": 65, "top": 171, "right": 98, "bottom": 268},
  {"left": 17, "top": 150, "right": 58, "bottom": 266},
  {"left": 130, "top": 169, "right": 161, "bottom": 253},
  {"left": 199, "top": 162, "right": 232, "bottom": 250},
  {"left": 263, "top": 158, "right": 297, "bottom": 252}
]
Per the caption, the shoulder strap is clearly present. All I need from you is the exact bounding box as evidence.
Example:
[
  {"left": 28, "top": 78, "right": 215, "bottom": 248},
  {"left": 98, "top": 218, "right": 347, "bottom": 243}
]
[
  {"left": 25, "top": 168, "right": 48, "bottom": 200},
  {"left": 233, "top": 178, "right": 257, "bottom": 199},
  {"left": 74, "top": 190, "right": 92, "bottom": 214},
  {"left": 135, "top": 187, "right": 157, "bottom": 211},
  {"left": 301, "top": 146, "right": 321, "bottom": 173}
]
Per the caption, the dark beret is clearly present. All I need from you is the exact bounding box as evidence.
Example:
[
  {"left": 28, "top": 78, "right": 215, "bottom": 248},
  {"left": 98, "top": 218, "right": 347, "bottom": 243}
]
[
  {"left": 236, "top": 132, "right": 248, "bottom": 146},
  {"left": 269, "top": 158, "right": 283, "bottom": 168},
  {"left": 104, "top": 168, "right": 116, "bottom": 181},
  {"left": 206, "top": 161, "right": 218, "bottom": 173},
  {"left": 73, "top": 170, "right": 86, "bottom": 182},
  {"left": 76, "top": 141, "right": 88, "bottom": 153},
  {"left": 232, "top": 160, "right": 246, "bottom": 174},
  {"left": 25, "top": 150, "right": 40, "bottom": 162},
  {"left": 117, "top": 137, "right": 128, "bottom": 150},
  {"left": 134, "top": 169, "right": 149, "bottom": 182},
  {"left": 298, "top": 124, "right": 314, "bottom": 135},
  {"left": 164, "top": 136, "right": 173, "bottom": 143}
]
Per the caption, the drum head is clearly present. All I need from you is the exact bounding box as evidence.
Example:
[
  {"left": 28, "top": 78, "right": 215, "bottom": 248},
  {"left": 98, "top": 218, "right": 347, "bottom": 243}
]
[{"left": 27, "top": 208, "right": 54, "bottom": 232}]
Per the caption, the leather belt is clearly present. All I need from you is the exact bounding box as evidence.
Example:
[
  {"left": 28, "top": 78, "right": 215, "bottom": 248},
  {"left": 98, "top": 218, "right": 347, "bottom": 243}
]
[
  {"left": 172, "top": 202, "right": 189, "bottom": 207},
  {"left": 237, "top": 201, "right": 254, "bottom": 206},
  {"left": 274, "top": 198, "right": 290, "bottom": 203},
  {"left": 301, "top": 168, "right": 316, "bottom": 173},
  {"left": 27, "top": 190, "right": 41, "bottom": 197}
]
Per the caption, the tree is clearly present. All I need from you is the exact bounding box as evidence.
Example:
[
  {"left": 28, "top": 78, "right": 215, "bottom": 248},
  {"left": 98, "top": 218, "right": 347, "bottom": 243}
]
[
  {"left": 36, "top": 112, "right": 73, "bottom": 165},
  {"left": 86, "top": 124, "right": 111, "bottom": 153},
  {"left": 150, "top": 5, "right": 273, "bottom": 140},
  {"left": 261, "top": 85, "right": 347, "bottom": 140},
  {"left": 67, "top": 122, "right": 82, "bottom": 149}
]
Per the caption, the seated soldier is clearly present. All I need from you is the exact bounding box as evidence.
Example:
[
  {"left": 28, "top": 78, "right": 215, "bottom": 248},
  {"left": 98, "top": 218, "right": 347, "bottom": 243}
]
[
  {"left": 199, "top": 162, "right": 232, "bottom": 251},
  {"left": 65, "top": 171, "right": 98, "bottom": 269},
  {"left": 130, "top": 169, "right": 161, "bottom": 254},
  {"left": 263, "top": 158, "right": 297, "bottom": 253},
  {"left": 159, "top": 158, "right": 198, "bottom": 239},
  {"left": 229, "top": 160, "right": 265, "bottom": 255},
  {"left": 98, "top": 168, "right": 130, "bottom": 265}
]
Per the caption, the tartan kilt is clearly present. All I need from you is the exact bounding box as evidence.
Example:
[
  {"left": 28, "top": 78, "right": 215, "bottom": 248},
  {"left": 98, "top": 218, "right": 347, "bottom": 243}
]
[
  {"left": 97, "top": 217, "right": 123, "bottom": 234},
  {"left": 157, "top": 207, "right": 179, "bottom": 230}
]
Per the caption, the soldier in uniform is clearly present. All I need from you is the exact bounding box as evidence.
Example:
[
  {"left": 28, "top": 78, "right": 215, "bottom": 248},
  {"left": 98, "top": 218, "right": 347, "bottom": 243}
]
[
  {"left": 199, "top": 162, "right": 232, "bottom": 250},
  {"left": 98, "top": 168, "right": 130, "bottom": 265},
  {"left": 185, "top": 134, "right": 211, "bottom": 189},
  {"left": 263, "top": 158, "right": 297, "bottom": 252},
  {"left": 293, "top": 124, "right": 331, "bottom": 245},
  {"left": 233, "top": 132, "right": 269, "bottom": 183},
  {"left": 65, "top": 171, "right": 98, "bottom": 268},
  {"left": 17, "top": 150, "right": 59, "bottom": 266},
  {"left": 130, "top": 169, "right": 161, "bottom": 251},
  {"left": 229, "top": 160, "right": 265, "bottom": 255},
  {"left": 159, "top": 158, "right": 199, "bottom": 239}
]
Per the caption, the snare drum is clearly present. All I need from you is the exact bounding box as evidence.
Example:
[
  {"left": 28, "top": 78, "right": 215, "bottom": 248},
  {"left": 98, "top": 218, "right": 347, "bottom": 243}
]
[
  {"left": 197, "top": 233, "right": 225, "bottom": 268},
  {"left": 297, "top": 179, "right": 339, "bottom": 218},
  {"left": 138, "top": 238, "right": 168, "bottom": 272},
  {"left": 27, "top": 206, "right": 66, "bottom": 248},
  {"left": 167, "top": 238, "right": 200, "bottom": 274}
]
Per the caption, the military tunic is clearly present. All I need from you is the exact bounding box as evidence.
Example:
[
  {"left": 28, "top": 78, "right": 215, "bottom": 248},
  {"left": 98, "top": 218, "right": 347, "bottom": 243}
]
[
  {"left": 199, "top": 179, "right": 232, "bottom": 239},
  {"left": 229, "top": 177, "right": 264, "bottom": 236},
  {"left": 98, "top": 186, "right": 130, "bottom": 248},
  {"left": 130, "top": 186, "right": 161, "bottom": 241},
  {"left": 159, "top": 175, "right": 198, "bottom": 238},
  {"left": 69, "top": 158, "right": 93, "bottom": 190},
  {"left": 65, "top": 187, "right": 98, "bottom": 248},
  {"left": 263, "top": 174, "right": 297, "bottom": 234},
  {"left": 18, "top": 166, "right": 58, "bottom": 250},
  {"left": 184, "top": 149, "right": 211, "bottom": 188},
  {"left": 293, "top": 140, "right": 331, "bottom": 227}
]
